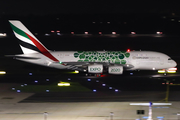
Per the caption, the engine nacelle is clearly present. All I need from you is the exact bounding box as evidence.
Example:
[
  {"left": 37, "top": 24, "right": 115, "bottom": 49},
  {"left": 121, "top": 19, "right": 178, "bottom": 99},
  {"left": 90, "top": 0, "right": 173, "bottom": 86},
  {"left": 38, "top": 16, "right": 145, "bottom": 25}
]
[
  {"left": 88, "top": 64, "right": 103, "bottom": 73},
  {"left": 108, "top": 66, "right": 123, "bottom": 74}
]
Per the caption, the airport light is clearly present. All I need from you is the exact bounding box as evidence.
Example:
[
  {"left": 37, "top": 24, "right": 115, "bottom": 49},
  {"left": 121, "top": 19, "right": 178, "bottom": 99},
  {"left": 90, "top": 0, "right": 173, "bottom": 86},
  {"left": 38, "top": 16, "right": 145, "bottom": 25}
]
[
  {"left": 168, "top": 67, "right": 177, "bottom": 71},
  {"left": 168, "top": 71, "right": 176, "bottom": 73},
  {"left": 158, "top": 68, "right": 177, "bottom": 73},
  {"left": 96, "top": 80, "right": 99, "bottom": 82},
  {"left": 51, "top": 30, "right": 55, "bottom": 33},
  {"left": 0, "top": 33, "right": 7, "bottom": 36},
  {"left": 68, "top": 78, "right": 71, "bottom": 80},
  {"left": 158, "top": 70, "right": 166, "bottom": 73},
  {"left": 99, "top": 32, "right": 102, "bottom": 35},
  {"left": 75, "top": 70, "right": 79, "bottom": 73},
  {"left": 57, "top": 33, "right": 61, "bottom": 35},
  {"left": 85, "top": 32, "right": 88, "bottom": 34},
  {"left": 58, "top": 82, "right": 70, "bottom": 86},
  {"left": 29, "top": 72, "right": 32, "bottom": 75},
  {"left": 109, "top": 87, "right": 112, "bottom": 89},
  {"left": 46, "top": 79, "right": 49, "bottom": 81},
  {"left": 45, "top": 33, "right": 50, "bottom": 36},
  {"left": 0, "top": 71, "right": 6, "bottom": 74},
  {"left": 17, "top": 90, "right": 20, "bottom": 92},
  {"left": 115, "top": 89, "right": 118, "bottom": 92},
  {"left": 93, "top": 89, "right": 96, "bottom": 92},
  {"left": 35, "top": 80, "right": 38, "bottom": 83},
  {"left": 102, "top": 84, "right": 106, "bottom": 86},
  {"left": 56, "top": 30, "right": 60, "bottom": 32},
  {"left": 12, "top": 88, "right": 15, "bottom": 90},
  {"left": 46, "top": 90, "right": 49, "bottom": 92},
  {"left": 112, "top": 32, "right": 116, "bottom": 35},
  {"left": 156, "top": 31, "right": 163, "bottom": 34},
  {"left": 131, "top": 32, "right": 136, "bottom": 34},
  {"left": 71, "top": 32, "right": 74, "bottom": 34}
]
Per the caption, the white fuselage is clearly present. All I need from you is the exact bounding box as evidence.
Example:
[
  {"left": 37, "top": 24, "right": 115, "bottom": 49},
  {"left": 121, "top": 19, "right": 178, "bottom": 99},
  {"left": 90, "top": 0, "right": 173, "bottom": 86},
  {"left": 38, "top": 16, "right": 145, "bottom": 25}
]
[
  {"left": 15, "top": 51, "right": 177, "bottom": 71},
  {"left": 127, "top": 51, "right": 176, "bottom": 70}
]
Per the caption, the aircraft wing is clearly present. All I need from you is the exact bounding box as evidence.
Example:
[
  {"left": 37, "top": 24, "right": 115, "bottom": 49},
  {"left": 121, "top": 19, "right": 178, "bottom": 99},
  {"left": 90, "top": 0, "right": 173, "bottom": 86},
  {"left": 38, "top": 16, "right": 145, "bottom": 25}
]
[{"left": 58, "top": 62, "right": 134, "bottom": 71}]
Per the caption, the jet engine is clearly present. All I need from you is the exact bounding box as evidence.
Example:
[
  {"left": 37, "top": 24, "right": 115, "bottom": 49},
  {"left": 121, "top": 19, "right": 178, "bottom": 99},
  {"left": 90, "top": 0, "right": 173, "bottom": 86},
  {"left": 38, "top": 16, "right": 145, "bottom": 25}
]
[
  {"left": 108, "top": 66, "right": 123, "bottom": 74},
  {"left": 88, "top": 64, "right": 103, "bottom": 73}
]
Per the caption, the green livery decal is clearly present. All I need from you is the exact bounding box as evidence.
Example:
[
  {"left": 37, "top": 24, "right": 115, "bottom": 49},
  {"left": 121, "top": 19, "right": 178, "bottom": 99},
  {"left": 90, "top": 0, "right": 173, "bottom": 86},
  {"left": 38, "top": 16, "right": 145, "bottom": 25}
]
[{"left": 74, "top": 51, "right": 130, "bottom": 64}]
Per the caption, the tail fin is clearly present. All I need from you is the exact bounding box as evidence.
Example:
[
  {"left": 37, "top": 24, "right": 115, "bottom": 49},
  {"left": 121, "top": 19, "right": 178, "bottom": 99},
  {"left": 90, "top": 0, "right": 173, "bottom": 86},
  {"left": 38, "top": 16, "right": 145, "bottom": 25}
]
[
  {"left": 9, "top": 20, "right": 49, "bottom": 54},
  {"left": 9, "top": 20, "right": 59, "bottom": 62}
]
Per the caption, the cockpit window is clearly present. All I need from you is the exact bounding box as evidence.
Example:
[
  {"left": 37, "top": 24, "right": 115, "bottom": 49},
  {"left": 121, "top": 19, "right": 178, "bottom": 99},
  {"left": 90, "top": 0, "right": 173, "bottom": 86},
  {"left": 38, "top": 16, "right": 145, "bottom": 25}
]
[{"left": 168, "top": 58, "right": 172, "bottom": 60}]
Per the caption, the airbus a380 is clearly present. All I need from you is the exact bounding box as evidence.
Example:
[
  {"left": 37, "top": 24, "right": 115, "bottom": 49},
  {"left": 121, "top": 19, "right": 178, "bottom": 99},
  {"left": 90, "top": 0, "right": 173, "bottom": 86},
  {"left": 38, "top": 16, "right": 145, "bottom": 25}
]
[{"left": 8, "top": 20, "right": 177, "bottom": 75}]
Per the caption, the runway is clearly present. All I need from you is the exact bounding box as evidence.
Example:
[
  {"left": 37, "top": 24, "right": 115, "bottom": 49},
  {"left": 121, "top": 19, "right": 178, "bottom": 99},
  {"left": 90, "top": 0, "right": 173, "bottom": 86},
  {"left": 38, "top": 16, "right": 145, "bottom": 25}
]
[{"left": 0, "top": 83, "right": 180, "bottom": 120}]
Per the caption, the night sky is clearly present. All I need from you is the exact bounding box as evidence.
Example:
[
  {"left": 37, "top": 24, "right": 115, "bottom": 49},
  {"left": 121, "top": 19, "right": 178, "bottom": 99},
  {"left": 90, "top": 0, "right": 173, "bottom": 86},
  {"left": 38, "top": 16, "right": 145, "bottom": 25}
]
[{"left": 0, "top": 1, "right": 179, "bottom": 15}]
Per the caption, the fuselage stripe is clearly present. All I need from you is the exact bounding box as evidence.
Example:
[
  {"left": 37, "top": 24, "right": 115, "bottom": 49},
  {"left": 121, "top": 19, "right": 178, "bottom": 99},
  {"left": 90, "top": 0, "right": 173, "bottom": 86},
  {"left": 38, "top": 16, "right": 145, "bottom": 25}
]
[{"left": 25, "top": 33, "right": 59, "bottom": 62}]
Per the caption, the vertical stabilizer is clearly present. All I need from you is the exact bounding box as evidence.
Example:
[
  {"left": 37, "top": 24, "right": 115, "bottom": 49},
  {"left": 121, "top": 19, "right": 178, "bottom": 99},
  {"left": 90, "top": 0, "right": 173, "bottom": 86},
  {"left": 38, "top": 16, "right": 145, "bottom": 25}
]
[
  {"left": 9, "top": 20, "right": 49, "bottom": 54},
  {"left": 9, "top": 20, "right": 59, "bottom": 62}
]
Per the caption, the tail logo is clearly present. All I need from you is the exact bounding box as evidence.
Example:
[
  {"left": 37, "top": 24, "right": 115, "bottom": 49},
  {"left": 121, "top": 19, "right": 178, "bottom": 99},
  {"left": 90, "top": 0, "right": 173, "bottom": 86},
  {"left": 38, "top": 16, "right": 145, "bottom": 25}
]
[{"left": 9, "top": 21, "right": 59, "bottom": 62}]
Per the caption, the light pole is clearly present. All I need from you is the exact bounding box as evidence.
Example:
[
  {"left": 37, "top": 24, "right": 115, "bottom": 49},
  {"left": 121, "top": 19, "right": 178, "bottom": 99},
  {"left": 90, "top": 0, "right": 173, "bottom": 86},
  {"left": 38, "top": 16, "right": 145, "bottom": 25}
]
[
  {"left": 110, "top": 112, "right": 114, "bottom": 120},
  {"left": 44, "top": 112, "right": 48, "bottom": 120},
  {"left": 147, "top": 102, "right": 153, "bottom": 120},
  {"left": 177, "top": 112, "right": 180, "bottom": 120}
]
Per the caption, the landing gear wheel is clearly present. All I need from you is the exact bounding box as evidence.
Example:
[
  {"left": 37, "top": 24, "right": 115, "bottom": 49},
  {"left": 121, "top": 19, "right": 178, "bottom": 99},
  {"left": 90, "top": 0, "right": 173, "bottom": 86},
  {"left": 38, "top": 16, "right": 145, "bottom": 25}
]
[{"left": 95, "top": 74, "right": 101, "bottom": 77}]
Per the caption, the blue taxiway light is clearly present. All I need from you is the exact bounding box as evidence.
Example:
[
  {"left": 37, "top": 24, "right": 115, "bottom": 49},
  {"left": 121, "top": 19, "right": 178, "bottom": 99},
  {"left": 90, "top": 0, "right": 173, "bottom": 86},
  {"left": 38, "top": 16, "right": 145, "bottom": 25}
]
[
  {"left": 17, "top": 90, "right": 21, "bottom": 93},
  {"left": 35, "top": 80, "right": 38, "bottom": 83},
  {"left": 29, "top": 73, "right": 32, "bottom": 75},
  {"left": 93, "top": 89, "right": 97, "bottom": 92}
]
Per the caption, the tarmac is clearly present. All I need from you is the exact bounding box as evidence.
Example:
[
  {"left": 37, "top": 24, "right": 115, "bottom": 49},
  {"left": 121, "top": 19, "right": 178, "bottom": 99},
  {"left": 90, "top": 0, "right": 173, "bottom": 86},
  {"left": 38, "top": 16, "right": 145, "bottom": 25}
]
[{"left": 0, "top": 83, "right": 180, "bottom": 120}]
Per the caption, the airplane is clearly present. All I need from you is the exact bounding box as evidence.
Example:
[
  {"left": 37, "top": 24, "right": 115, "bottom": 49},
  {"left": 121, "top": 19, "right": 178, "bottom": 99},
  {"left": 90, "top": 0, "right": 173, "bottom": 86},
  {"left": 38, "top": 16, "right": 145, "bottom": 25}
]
[{"left": 8, "top": 20, "right": 177, "bottom": 75}]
